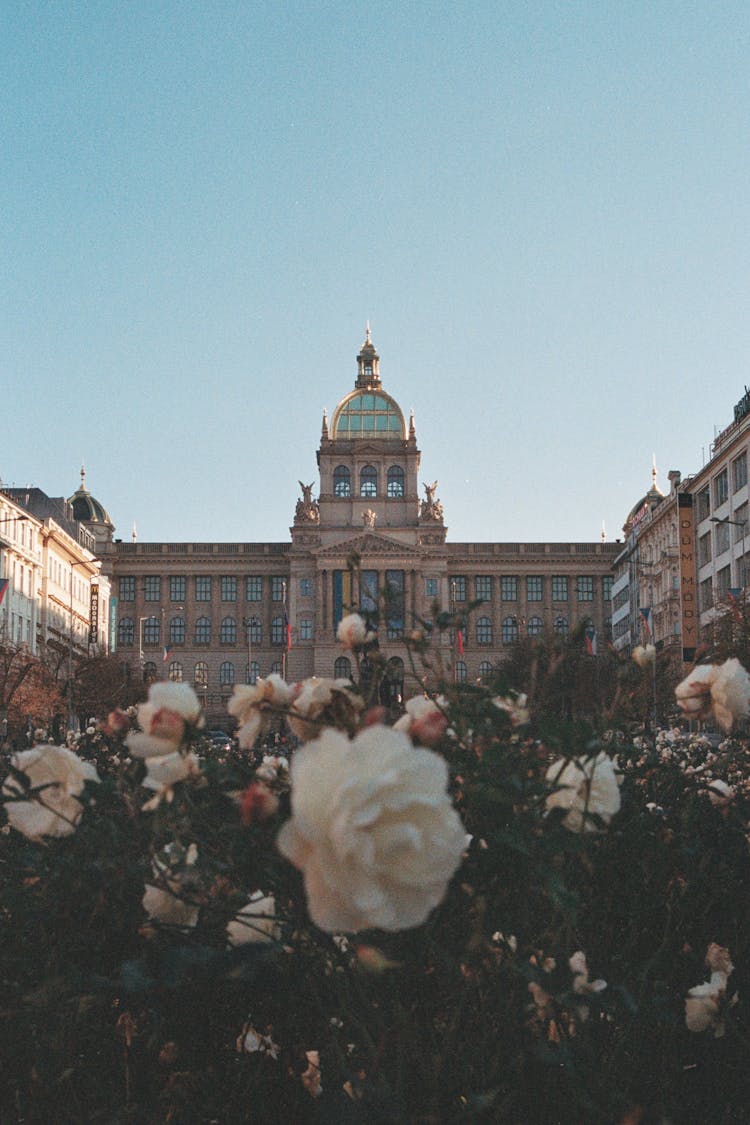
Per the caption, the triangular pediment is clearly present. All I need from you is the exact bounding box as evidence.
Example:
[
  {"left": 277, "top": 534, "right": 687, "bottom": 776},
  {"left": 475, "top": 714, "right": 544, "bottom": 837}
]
[{"left": 315, "top": 532, "right": 421, "bottom": 558}]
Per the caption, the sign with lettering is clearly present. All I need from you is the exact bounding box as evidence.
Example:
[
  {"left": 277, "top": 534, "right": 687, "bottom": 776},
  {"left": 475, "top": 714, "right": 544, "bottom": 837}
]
[
  {"left": 678, "top": 494, "right": 696, "bottom": 663},
  {"left": 88, "top": 584, "right": 99, "bottom": 645}
]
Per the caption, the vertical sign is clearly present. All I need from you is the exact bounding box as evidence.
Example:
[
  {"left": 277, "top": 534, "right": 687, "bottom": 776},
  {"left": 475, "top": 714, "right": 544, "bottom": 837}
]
[
  {"left": 678, "top": 494, "right": 697, "bottom": 663},
  {"left": 88, "top": 584, "right": 99, "bottom": 645}
]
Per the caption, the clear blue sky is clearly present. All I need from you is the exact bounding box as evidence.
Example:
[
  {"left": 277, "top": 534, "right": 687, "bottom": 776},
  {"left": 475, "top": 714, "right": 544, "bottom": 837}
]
[{"left": 4, "top": 2, "right": 750, "bottom": 545}]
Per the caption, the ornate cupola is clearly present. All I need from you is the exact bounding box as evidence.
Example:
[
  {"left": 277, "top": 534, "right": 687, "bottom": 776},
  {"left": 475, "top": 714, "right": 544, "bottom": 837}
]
[{"left": 355, "top": 322, "right": 381, "bottom": 389}]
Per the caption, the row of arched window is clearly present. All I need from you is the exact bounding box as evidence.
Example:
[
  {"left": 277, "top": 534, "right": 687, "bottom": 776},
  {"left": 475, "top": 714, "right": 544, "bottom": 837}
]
[
  {"left": 333, "top": 464, "right": 404, "bottom": 498},
  {"left": 119, "top": 615, "right": 312, "bottom": 647}
]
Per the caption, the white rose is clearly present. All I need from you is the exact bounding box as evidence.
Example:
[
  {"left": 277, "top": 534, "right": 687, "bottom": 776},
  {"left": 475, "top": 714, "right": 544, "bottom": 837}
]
[
  {"left": 632, "top": 644, "right": 656, "bottom": 669},
  {"left": 142, "top": 885, "right": 199, "bottom": 928},
  {"left": 228, "top": 675, "right": 295, "bottom": 750},
  {"left": 277, "top": 725, "right": 466, "bottom": 932},
  {"left": 336, "top": 613, "right": 375, "bottom": 650},
  {"left": 227, "top": 891, "right": 280, "bottom": 946},
  {"left": 545, "top": 752, "right": 621, "bottom": 833},
  {"left": 142, "top": 751, "right": 200, "bottom": 791},
  {"left": 393, "top": 696, "right": 449, "bottom": 746},
  {"left": 127, "top": 681, "right": 204, "bottom": 759},
  {"left": 287, "top": 677, "right": 364, "bottom": 742},
  {"left": 2, "top": 745, "right": 100, "bottom": 841},
  {"left": 675, "top": 659, "right": 750, "bottom": 731}
]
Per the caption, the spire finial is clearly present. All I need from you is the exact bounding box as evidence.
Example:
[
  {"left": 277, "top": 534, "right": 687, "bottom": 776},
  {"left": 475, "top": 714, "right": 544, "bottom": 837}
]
[
  {"left": 132, "top": 521, "right": 137, "bottom": 544},
  {"left": 651, "top": 453, "right": 658, "bottom": 490},
  {"left": 80, "top": 464, "right": 87, "bottom": 491},
  {"left": 365, "top": 320, "right": 371, "bottom": 345},
  {"left": 601, "top": 520, "right": 606, "bottom": 543}
]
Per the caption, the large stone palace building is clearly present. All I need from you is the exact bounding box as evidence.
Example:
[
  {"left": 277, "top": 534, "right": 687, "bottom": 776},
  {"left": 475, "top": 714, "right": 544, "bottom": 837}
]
[{"left": 93, "top": 330, "right": 617, "bottom": 722}]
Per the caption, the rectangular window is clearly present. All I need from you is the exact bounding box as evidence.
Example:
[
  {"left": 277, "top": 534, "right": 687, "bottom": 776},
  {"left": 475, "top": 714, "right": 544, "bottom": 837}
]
[
  {"left": 119, "top": 576, "right": 135, "bottom": 602},
  {"left": 385, "top": 569, "right": 405, "bottom": 639},
  {"left": 697, "top": 488, "right": 710, "bottom": 522},
  {"left": 360, "top": 570, "right": 379, "bottom": 615},
  {"left": 576, "top": 576, "right": 594, "bottom": 602},
  {"left": 602, "top": 575, "right": 613, "bottom": 601},
  {"left": 246, "top": 576, "right": 262, "bottom": 601},
  {"left": 170, "top": 576, "right": 186, "bottom": 603},
  {"left": 715, "top": 520, "right": 730, "bottom": 555},
  {"left": 734, "top": 503, "right": 748, "bottom": 541},
  {"left": 714, "top": 469, "right": 729, "bottom": 507},
  {"left": 195, "top": 576, "right": 212, "bottom": 602},
  {"left": 475, "top": 575, "right": 492, "bottom": 602},
  {"left": 700, "top": 576, "right": 713, "bottom": 612},
  {"left": 698, "top": 531, "right": 712, "bottom": 567},
  {"left": 271, "top": 576, "right": 285, "bottom": 602},
  {"left": 299, "top": 577, "right": 313, "bottom": 598},
  {"left": 144, "top": 576, "right": 160, "bottom": 602},
  {"left": 299, "top": 618, "right": 313, "bottom": 640},
  {"left": 450, "top": 576, "right": 467, "bottom": 602},
  {"left": 717, "top": 564, "right": 731, "bottom": 599},
  {"left": 551, "top": 575, "right": 568, "bottom": 602},
  {"left": 733, "top": 453, "right": 748, "bottom": 492},
  {"left": 425, "top": 577, "right": 438, "bottom": 599},
  {"left": 526, "top": 575, "right": 543, "bottom": 601},
  {"left": 221, "top": 576, "right": 237, "bottom": 602},
  {"left": 500, "top": 576, "right": 517, "bottom": 601}
]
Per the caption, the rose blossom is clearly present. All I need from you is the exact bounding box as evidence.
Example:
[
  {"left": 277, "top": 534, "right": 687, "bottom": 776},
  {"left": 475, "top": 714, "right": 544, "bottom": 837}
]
[
  {"left": 2, "top": 745, "right": 100, "bottom": 841},
  {"left": 393, "top": 695, "right": 449, "bottom": 746},
  {"left": 226, "top": 891, "right": 280, "bottom": 946},
  {"left": 675, "top": 658, "right": 750, "bottom": 731},
  {"left": 287, "top": 677, "right": 364, "bottom": 742},
  {"left": 142, "top": 751, "right": 201, "bottom": 791},
  {"left": 632, "top": 644, "right": 656, "bottom": 668},
  {"left": 277, "top": 724, "right": 466, "bottom": 932},
  {"left": 685, "top": 944, "right": 736, "bottom": 1036},
  {"left": 143, "top": 843, "right": 200, "bottom": 928},
  {"left": 228, "top": 675, "right": 295, "bottom": 750},
  {"left": 545, "top": 752, "right": 621, "bottom": 833},
  {"left": 336, "top": 613, "right": 375, "bottom": 650},
  {"left": 127, "top": 681, "right": 204, "bottom": 759},
  {"left": 493, "top": 692, "right": 530, "bottom": 727}
]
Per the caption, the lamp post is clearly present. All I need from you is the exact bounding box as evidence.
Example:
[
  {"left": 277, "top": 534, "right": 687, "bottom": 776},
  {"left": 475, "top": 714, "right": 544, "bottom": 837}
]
[
  {"left": 242, "top": 616, "right": 254, "bottom": 683},
  {"left": 138, "top": 615, "right": 158, "bottom": 680}
]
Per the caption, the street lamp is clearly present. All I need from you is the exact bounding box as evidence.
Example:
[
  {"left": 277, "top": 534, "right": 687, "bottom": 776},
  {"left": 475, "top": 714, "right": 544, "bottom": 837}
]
[{"left": 242, "top": 616, "right": 254, "bottom": 683}]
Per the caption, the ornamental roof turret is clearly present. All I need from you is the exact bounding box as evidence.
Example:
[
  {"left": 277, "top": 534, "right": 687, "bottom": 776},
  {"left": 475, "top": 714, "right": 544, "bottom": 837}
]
[
  {"left": 355, "top": 321, "right": 381, "bottom": 389},
  {"left": 67, "top": 466, "right": 114, "bottom": 532},
  {"left": 330, "top": 327, "right": 407, "bottom": 441}
]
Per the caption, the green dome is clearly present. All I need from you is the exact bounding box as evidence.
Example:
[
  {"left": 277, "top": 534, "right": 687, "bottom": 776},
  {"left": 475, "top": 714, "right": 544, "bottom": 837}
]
[{"left": 331, "top": 389, "right": 405, "bottom": 440}]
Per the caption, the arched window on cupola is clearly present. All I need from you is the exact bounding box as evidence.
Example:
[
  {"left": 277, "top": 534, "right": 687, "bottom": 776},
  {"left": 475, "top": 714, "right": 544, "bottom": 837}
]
[
  {"left": 387, "top": 465, "right": 404, "bottom": 498},
  {"left": 360, "top": 465, "right": 377, "bottom": 497},
  {"left": 333, "top": 465, "right": 351, "bottom": 496}
]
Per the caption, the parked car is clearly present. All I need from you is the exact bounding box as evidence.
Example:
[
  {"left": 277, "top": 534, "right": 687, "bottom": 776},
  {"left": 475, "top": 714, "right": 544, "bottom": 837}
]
[{"left": 205, "top": 730, "right": 233, "bottom": 752}]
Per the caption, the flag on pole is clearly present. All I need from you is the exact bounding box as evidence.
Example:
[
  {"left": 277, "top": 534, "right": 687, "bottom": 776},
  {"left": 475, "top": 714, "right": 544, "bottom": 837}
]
[
  {"left": 585, "top": 626, "right": 598, "bottom": 656},
  {"left": 456, "top": 627, "right": 465, "bottom": 656},
  {"left": 0, "top": 578, "right": 8, "bottom": 607},
  {"left": 639, "top": 607, "right": 652, "bottom": 637},
  {"left": 162, "top": 644, "right": 172, "bottom": 663}
]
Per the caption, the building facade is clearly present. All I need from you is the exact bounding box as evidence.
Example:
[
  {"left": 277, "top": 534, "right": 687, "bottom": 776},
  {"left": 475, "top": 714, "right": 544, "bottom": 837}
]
[{"left": 101, "top": 332, "right": 618, "bottom": 723}]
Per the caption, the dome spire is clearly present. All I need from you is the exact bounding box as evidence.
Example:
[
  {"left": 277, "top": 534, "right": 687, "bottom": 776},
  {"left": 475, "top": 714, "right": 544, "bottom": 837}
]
[
  {"left": 80, "top": 463, "right": 88, "bottom": 492},
  {"left": 355, "top": 325, "right": 381, "bottom": 389}
]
